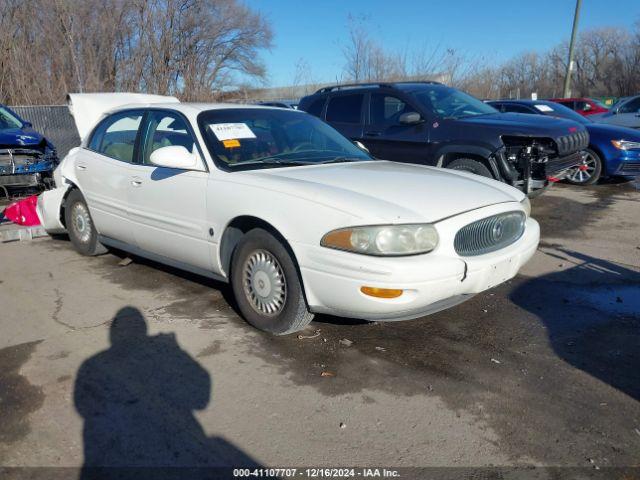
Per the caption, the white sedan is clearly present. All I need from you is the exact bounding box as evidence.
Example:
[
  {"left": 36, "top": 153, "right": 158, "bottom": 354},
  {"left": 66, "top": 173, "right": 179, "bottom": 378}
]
[{"left": 38, "top": 94, "right": 539, "bottom": 335}]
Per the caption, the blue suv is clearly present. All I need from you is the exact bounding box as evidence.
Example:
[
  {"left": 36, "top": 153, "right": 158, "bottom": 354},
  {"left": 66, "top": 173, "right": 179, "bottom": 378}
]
[{"left": 299, "top": 82, "right": 587, "bottom": 196}]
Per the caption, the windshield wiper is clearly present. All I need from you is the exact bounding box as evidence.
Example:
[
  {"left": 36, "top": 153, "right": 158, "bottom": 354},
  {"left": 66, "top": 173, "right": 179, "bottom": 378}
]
[{"left": 314, "top": 157, "right": 367, "bottom": 164}]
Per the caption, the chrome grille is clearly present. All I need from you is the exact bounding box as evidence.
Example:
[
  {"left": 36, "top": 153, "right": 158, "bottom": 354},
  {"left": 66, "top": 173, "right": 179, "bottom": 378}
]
[{"left": 454, "top": 211, "right": 526, "bottom": 256}]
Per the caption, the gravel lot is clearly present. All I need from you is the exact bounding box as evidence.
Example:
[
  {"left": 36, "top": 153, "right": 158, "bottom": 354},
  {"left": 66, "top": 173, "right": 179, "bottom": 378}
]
[{"left": 0, "top": 181, "right": 638, "bottom": 478}]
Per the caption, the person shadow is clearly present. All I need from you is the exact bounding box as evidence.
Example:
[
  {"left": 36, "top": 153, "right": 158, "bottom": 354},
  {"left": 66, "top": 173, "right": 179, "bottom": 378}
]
[{"left": 74, "top": 306, "right": 260, "bottom": 480}]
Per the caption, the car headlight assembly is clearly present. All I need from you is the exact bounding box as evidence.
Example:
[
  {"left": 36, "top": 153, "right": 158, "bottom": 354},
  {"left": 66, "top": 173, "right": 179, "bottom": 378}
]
[
  {"left": 611, "top": 140, "right": 640, "bottom": 150},
  {"left": 321, "top": 224, "right": 439, "bottom": 256},
  {"left": 520, "top": 196, "right": 531, "bottom": 217}
]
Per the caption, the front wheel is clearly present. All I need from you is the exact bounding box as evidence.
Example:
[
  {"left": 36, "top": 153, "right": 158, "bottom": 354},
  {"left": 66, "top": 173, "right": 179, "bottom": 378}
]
[
  {"left": 446, "top": 158, "right": 493, "bottom": 178},
  {"left": 231, "top": 228, "right": 314, "bottom": 335},
  {"left": 565, "top": 149, "right": 602, "bottom": 185}
]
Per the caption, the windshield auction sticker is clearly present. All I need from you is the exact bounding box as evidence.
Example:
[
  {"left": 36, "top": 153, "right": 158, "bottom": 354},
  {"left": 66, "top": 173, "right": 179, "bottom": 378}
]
[{"left": 210, "top": 123, "right": 257, "bottom": 141}]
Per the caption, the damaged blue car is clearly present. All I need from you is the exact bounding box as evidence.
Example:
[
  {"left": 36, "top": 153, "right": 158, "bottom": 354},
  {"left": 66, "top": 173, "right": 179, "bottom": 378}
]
[{"left": 0, "top": 104, "right": 58, "bottom": 195}]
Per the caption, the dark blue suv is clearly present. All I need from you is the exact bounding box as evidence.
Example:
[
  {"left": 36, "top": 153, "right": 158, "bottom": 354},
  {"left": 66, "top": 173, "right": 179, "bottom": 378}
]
[{"left": 299, "top": 82, "right": 588, "bottom": 195}]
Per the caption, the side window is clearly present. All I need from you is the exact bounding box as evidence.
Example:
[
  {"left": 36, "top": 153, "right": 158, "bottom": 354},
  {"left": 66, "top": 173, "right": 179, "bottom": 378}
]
[
  {"left": 305, "top": 97, "right": 326, "bottom": 118},
  {"left": 619, "top": 97, "right": 640, "bottom": 114},
  {"left": 370, "top": 94, "right": 411, "bottom": 126},
  {"left": 141, "top": 111, "right": 196, "bottom": 165},
  {"left": 89, "top": 111, "right": 143, "bottom": 163},
  {"left": 326, "top": 94, "right": 363, "bottom": 124}
]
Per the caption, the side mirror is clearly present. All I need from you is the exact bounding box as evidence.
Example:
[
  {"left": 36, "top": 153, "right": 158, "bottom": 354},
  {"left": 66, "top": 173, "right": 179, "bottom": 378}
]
[
  {"left": 150, "top": 145, "right": 201, "bottom": 170},
  {"left": 399, "top": 112, "right": 422, "bottom": 125},
  {"left": 353, "top": 140, "right": 369, "bottom": 153},
  {"left": 23, "top": 121, "right": 33, "bottom": 128},
  {"left": 583, "top": 104, "right": 591, "bottom": 111}
]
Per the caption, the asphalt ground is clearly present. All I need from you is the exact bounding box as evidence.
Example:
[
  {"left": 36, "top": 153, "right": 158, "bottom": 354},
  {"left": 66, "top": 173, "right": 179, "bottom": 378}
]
[{"left": 0, "top": 180, "right": 638, "bottom": 479}]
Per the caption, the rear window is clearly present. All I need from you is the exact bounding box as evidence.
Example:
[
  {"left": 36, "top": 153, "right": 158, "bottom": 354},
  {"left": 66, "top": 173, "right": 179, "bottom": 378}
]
[{"left": 326, "top": 94, "right": 363, "bottom": 123}]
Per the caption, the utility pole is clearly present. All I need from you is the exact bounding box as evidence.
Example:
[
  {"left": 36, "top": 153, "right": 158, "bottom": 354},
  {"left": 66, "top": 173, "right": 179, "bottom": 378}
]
[{"left": 563, "top": 0, "right": 582, "bottom": 98}]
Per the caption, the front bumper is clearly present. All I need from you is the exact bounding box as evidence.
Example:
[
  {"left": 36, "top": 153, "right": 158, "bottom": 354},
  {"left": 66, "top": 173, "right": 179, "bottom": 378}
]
[
  {"left": 607, "top": 149, "right": 640, "bottom": 176},
  {"left": 295, "top": 204, "right": 539, "bottom": 321}
]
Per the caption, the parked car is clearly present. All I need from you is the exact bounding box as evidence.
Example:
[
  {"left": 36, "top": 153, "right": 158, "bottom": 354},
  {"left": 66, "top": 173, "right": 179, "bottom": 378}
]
[
  {"left": 0, "top": 103, "right": 58, "bottom": 193},
  {"left": 38, "top": 94, "right": 539, "bottom": 335},
  {"left": 548, "top": 97, "right": 609, "bottom": 117},
  {"left": 298, "top": 82, "right": 588, "bottom": 196},
  {"left": 587, "top": 94, "right": 640, "bottom": 129},
  {"left": 489, "top": 99, "right": 640, "bottom": 184}
]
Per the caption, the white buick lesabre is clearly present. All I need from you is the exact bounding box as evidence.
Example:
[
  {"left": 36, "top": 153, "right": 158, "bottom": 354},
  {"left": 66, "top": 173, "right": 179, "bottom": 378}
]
[{"left": 38, "top": 94, "right": 539, "bottom": 334}]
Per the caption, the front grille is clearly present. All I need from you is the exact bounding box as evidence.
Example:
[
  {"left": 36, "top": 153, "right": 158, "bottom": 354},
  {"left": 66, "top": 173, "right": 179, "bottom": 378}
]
[
  {"left": 545, "top": 151, "right": 583, "bottom": 176},
  {"left": 454, "top": 211, "right": 526, "bottom": 257},
  {"left": 0, "top": 148, "right": 53, "bottom": 176},
  {"left": 618, "top": 161, "right": 640, "bottom": 175},
  {"left": 556, "top": 130, "right": 589, "bottom": 156}
]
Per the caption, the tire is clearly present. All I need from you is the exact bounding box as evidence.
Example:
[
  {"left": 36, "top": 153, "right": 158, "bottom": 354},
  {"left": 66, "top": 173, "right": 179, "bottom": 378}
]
[
  {"left": 446, "top": 158, "right": 493, "bottom": 178},
  {"left": 64, "top": 189, "right": 107, "bottom": 256},
  {"left": 231, "top": 228, "right": 314, "bottom": 335},
  {"left": 565, "top": 148, "right": 602, "bottom": 185}
]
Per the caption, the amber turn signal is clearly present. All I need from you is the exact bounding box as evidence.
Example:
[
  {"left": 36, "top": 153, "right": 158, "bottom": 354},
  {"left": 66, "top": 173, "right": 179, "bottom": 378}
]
[{"left": 360, "top": 286, "right": 403, "bottom": 299}]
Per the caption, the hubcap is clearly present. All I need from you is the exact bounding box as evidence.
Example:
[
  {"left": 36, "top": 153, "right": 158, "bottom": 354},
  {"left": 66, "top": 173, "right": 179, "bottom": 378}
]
[
  {"left": 242, "top": 249, "right": 287, "bottom": 316},
  {"left": 71, "top": 202, "right": 92, "bottom": 244},
  {"left": 568, "top": 153, "right": 597, "bottom": 183}
]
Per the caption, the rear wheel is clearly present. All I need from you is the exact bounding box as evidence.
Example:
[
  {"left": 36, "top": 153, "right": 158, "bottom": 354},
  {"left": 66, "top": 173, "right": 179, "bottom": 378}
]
[
  {"left": 64, "top": 189, "right": 107, "bottom": 256},
  {"left": 231, "top": 228, "right": 314, "bottom": 335},
  {"left": 446, "top": 158, "right": 493, "bottom": 178},
  {"left": 565, "top": 149, "right": 602, "bottom": 185}
]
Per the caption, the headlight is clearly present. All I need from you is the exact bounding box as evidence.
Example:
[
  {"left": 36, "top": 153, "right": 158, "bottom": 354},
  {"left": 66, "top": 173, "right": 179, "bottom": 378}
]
[
  {"left": 520, "top": 197, "right": 531, "bottom": 217},
  {"left": 611, "top": 140, "right": 640, "bottom": 150},
  {"left": 321, "top": 224, "right": 439, "bottom": 256}
]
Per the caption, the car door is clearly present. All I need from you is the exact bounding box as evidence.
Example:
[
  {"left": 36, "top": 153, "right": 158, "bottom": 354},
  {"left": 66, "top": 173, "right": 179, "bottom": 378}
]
[
  {"left": 364, "top": 92, "right": 429, "bottom": 162},
  {"left": 77, "top": 110, "right": 143, "bottom": 244},
  {"left": 606, "top": 97, "right": 640, "bottom": 128},
  {"left": 324, "top": 93, "right": 364, "bottom": 142},
  {"left": 127, "top": 109, "right": 212, "bottom": 271}
]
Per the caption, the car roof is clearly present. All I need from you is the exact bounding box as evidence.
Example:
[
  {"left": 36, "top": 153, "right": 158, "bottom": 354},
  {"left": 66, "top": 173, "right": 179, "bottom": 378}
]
[
  {"left": 108, "top": 102, "right": 306, "bottom": 115},
  {"left": 313, "top": 81, "right": 443, "bottom": 95}
]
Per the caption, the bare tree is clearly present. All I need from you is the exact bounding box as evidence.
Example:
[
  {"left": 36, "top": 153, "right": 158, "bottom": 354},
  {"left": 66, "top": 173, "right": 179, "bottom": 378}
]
[{"left": 0, "top": 0, "right": 272, "bottom": 105}]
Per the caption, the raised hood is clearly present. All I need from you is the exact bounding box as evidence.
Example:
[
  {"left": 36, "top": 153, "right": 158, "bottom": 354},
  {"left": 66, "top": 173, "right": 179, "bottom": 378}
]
[
  {"left": 244, "top": 161, "right": 523, "bottom": 223},
  {"left": 67, "top": 93, "right": 179, "bottom": 141}
]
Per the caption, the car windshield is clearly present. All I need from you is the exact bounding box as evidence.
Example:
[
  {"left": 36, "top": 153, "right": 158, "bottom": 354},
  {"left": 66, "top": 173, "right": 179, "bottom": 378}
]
[
  {"left": 0, "top": 106, "right": 24, "bottom": 131},
  {"left": 198, "top": 108, "right": 372, "bottom": 170},
  {"left": 410, "top": 86, "right": 498, "bottom": 119},
  {"left": 534, "top": 103, "right": 590, "bottom": 124}
]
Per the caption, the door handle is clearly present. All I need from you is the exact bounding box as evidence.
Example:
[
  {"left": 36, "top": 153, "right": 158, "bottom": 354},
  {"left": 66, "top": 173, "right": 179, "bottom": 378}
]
[
  {"left": 76, "top": 164, "right": 87, "bottom": 170},
  {"left": 131, "top": 177, "right": 142, "bottom": 187},
  {"left": 364, "top": 131, "right": 381, "bottom": 137}
]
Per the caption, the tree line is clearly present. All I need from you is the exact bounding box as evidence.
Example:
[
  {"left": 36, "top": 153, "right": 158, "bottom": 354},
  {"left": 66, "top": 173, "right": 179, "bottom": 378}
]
[
  {"left": 340, "top": 16, "right": 640, "bottom": 100},
  {"left": 0, "top": 0, "right": 272, "bottom": 105},
  {"left": 1, "top": 3, "right": 638, "bottom": 106}
]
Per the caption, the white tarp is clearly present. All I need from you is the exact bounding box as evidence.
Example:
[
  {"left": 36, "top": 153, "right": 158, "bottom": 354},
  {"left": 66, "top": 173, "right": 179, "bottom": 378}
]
[{"left": 67, "top": 93, "right": 179, "bottom": 141}]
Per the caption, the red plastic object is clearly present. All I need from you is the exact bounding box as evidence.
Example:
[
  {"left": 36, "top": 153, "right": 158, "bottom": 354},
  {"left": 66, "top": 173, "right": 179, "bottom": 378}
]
[{"left": 2, "top": 195, "right": 41, "bottom": 226}]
